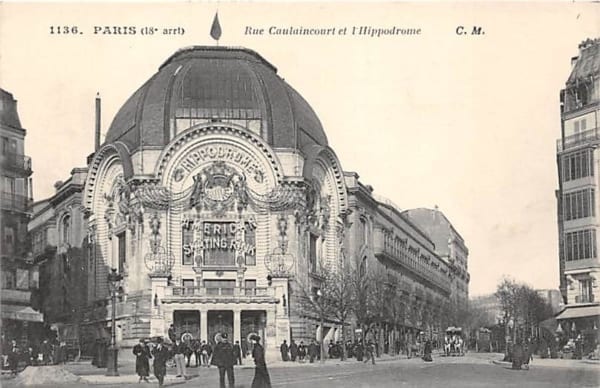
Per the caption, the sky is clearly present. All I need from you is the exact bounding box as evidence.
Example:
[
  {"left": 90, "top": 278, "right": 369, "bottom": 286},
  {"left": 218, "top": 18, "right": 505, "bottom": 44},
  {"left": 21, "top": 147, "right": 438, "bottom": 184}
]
[{"left": 1, "top": 2, "right": 598, "bottom": 296}]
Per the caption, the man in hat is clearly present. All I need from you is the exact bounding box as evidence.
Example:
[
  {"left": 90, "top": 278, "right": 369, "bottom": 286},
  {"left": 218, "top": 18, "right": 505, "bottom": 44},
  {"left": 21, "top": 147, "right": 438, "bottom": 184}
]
[
  {"left": 212, "top": 333, "right": 235, "bottom": 388},
  {"left": 152, "top": 337, "right": 170, "bottom": 387}
]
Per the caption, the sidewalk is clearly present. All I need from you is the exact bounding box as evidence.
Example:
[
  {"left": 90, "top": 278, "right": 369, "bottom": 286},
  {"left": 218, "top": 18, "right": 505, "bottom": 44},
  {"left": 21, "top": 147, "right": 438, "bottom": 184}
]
[
  {"left": 56, "top": 352, "right": 414, "bottom": 384},
  {"left": 491, "top": 355, "right": 600, "bottom": 369}
]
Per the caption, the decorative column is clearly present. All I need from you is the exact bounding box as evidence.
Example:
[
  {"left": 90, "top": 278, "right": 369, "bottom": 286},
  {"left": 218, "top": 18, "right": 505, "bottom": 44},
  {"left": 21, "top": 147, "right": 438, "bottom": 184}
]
[
  {"left": 145, "top": 212, "right": 174, "bottom": 337},
  {"left": 233, "top": 309, "right": 241, "bottom": 346},
  {"left": 200, "top": 310, "right": 208, "bottom": 342},
  {"left": 265, "top": 308, "right": 279, "bottom": 363}
]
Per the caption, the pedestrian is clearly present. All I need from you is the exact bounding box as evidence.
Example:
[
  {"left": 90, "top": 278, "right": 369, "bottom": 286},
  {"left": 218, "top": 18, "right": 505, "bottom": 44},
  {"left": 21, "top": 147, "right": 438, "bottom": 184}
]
[
  {"left": 233, "top": 340, "right": 242, "bottom": 365},
  {"left": 308, "top": 339, "right": 318, "bottom": 363},
  {"left": 289, "top": 339, "right": 298, "bottom": 362},
  {"left": 41, "top": 339, "right": 53, "bottom": 365},
  {"left": 7, "top": 340, "right": 19, "bottom": 375},
  {"left": 298, "top": 341, "right": 307, "bottom": 362},
  {"left": 201, "top": 340, "right": 212, "bottom": 367},
  {"left": 173, "top": 339, "right": 188, "bottom": 378},
  {"left": 241, "top": 338, "right": 248, "bottom": 359},
  {"left": 184, "top": 339, "right": 193, "bottom": 368},
  {"left": 355, "top": 342, "right": 364, "bottom": 362},
  {"left": 280, "top": 340, "right": 289, "bottom": 361},
  {"left": 422, "top": 340, "right": 433, "bottom": 362},
  {"left": 152, "top": 338, "right": 170, "bottom": 387},
  {"left": 133, "top": 338, "right": 151, "bottom": 382},
  {"left": 364, "top": 341, "right": 375, "bottom": 364},
  {"left": 192, "top": 339, "right": 201, "bottom": 367},
  {"left": 523, "top": 340, "right": 533, "bottom": 370},
  {"left": 168, "top": 324, "right": 177, "bottom": 343},
  {"left": 212, "top": 333, "right": 235, "bottom": 388},
  {"left": 511, "top": 338, "right": 524, "bottom": 370},
  {"left": 250, "top": 335, "right": 272, "bottom": 388}
]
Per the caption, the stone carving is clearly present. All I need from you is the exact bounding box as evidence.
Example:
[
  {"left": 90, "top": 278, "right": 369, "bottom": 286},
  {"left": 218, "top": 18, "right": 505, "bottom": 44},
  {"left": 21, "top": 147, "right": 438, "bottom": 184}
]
[{"left": 144, "top": 212, "right": 174, "bottom": 276}]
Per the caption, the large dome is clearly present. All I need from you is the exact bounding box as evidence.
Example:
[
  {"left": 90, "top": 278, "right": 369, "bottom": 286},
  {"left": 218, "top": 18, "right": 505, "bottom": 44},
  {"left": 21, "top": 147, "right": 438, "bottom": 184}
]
[{"left": 105, "top": 46, "right": 327, "bottom": 154}]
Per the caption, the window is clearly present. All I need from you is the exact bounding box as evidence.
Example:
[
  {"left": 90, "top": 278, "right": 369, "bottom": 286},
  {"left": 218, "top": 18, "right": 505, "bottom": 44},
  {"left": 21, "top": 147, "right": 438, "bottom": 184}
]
[
  {"left": 202, "top": 222, "right": 237, "bottom": 267},
  {"left": 359, "top": 257, "right": 367, "bottom": 278},
  {"left": 3, "top": 176, "right": 15, "bottom": 194},
  {"left": 117, "top": 232, "right": 126, "bottom": 273},
  {"left": 245, "top": 224, "right": 256, "bottom": 266},
  {"left": 563, "top": 188, "right": 595, "bottom": 220},
  {"left": 360, "top": 217, "right": 368, "bottom": 245},
  {"left": 204, "top": 279, "right": 235, "bottom": 295},
  {"left": 244, "top": 279, "right": 257, "bottom": 295},
  {"left": 61, "top": 215, "right": 71, "bottom": 245},
  {"left": 309, "top": 233, "right": 318, "bottom": 273},
  {"left": 3, "top": 226, "right": 15, "bottom": 255},
  {"left": 1, "top": 137, "right": 9, "bottom": 154},
  {"left": 562, "top": 149, "right": 594, "bottom": 182},
  {"left": 182, "top": 222, "right": 195, "bottom": 265},
  {"left": 578, "top": 279, "right": 593, "bottom": 303},
  {"left": 1, "top": 270, "right": 15, "bottom": 289},
  {"left": 565, "top": 229, "right": 597, "bottom": 261}
]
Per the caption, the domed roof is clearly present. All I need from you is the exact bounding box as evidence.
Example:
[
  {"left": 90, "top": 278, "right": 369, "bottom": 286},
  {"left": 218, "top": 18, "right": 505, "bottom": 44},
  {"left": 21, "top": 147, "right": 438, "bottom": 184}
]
[{"left": 105, "top": 46, "right": 327, "bottom": 154}]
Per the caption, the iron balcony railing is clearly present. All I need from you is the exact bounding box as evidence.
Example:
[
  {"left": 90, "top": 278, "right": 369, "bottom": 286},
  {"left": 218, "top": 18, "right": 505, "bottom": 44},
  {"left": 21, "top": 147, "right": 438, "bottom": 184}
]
[
  {"left": 373, "top": 228, "right": 451, "bottom": 294},
  {"left": 1, "top": 152, "right": 32, "bottom": 173},
  {"left": 167, "top": 287, "right": 274, "bottom": 298},
  {"left": 1, "top": 192, "right": 32, "bottom": 212},
  {"left": 557, "top": 127, "right": 600, "bottom": 152}
]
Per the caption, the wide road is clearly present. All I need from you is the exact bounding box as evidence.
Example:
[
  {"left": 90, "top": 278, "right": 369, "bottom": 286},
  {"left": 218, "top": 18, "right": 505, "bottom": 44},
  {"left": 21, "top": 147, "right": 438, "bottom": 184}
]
[
  {"left": 5, "top": 353, "right": 599, "bottom": 388},
  {"left": 127, "top": 355, "right": 598, "bottom": 388}
]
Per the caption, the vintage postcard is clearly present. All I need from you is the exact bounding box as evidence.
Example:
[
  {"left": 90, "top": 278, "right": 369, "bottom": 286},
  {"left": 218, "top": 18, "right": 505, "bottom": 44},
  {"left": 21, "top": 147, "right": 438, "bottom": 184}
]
[{"left": 0, "top": 2, "right": 599, "bottom": 387}]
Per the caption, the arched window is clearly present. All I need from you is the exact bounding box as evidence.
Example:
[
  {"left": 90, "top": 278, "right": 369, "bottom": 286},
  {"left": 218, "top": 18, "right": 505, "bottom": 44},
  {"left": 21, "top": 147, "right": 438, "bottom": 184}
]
[
  {"left": 359, "top": 256, "right": 367, "bottom": 278},
  {"left": 61, "top": 215, "right": 71, "bottom": 245}
]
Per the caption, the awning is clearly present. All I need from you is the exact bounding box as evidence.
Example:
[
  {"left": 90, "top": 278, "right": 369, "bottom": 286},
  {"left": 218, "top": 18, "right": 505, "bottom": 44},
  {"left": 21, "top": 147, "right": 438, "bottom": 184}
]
[
  {"left": 1, "top": 305, "right": 44, "bottom": 322},
  {"left": 555, "top": 305, "right": 600, "bottom": 320}
]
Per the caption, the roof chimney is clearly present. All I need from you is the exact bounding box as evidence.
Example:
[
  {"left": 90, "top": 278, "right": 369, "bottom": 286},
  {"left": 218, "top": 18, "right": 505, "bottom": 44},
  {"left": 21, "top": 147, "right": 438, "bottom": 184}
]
[{"left": 95, "top": 92, "right": 101, "bottom": 151}]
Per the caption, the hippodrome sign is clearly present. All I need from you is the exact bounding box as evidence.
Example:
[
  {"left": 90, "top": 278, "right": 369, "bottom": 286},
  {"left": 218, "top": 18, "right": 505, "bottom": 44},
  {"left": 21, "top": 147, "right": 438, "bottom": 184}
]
[{"left": 176, "top": 144, "right": 265, "bottom": 183}]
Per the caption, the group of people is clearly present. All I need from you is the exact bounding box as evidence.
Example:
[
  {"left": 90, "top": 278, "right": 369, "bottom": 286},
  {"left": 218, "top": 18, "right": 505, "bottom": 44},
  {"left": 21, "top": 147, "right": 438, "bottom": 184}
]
[
  {"left": 133, "top": 326, "right": 271, "bottom": 388},
  {"left": 1, "top": 336, "right": 67, "bottom": 375},
  {"left": 279, "top": 339, "right": 378, "bottom": 364}
]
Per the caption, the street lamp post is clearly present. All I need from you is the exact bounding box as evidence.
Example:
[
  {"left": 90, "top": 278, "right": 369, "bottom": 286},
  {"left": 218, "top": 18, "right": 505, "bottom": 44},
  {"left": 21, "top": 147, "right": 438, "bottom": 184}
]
[{"left": 107, "top": 268, "right": 123, "bottom": 376}]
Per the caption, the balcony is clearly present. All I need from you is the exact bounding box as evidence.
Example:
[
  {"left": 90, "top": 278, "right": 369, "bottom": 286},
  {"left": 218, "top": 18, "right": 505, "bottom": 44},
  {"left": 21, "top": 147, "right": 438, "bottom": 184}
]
[
  {"left": 1, "top": 192, "right": 32, "bottom": 212},
  {"left": 1, "top": 153, "right": 32, "bottom": 174},
  {"left": 373, "top": 228, "right": 451, "bottom": 295},
  {"left": 557, "top": 127, "right": 600, "bottom": 152},
  {"left": 163, "top": 287, "right": 276, "bottom": 303},
  {"left": 0, "top": 288, "right": 32, "bottom": 304}
]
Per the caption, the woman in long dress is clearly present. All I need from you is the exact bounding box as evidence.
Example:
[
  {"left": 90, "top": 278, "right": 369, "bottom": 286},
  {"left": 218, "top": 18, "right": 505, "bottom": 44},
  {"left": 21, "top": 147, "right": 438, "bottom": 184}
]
[
  {"left": 250, "top": 335, "right": 272, "bottom": 388},
  {"left": 132, "top": 339, "right": 151, "bottom": 382}
]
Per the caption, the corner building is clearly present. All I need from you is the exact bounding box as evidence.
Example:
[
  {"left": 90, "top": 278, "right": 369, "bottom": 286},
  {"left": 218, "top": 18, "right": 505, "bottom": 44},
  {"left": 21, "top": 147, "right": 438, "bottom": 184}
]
[
  {"left": 81, "top": 47, "right": 349, "bottom": 359},
  {"left": 1, "top": 89, "right": 42, "bottom": 343},
  {"left": 555, "top": 38, "right": 600, "bottom": 351}
]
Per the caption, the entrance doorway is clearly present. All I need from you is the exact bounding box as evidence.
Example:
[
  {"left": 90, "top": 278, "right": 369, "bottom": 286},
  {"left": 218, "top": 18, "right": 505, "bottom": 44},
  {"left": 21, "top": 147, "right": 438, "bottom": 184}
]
[
  {"left": 208, "top": 310, "right": 233, "bottom": 345},
  {"left": 241, "top": 310, "right": 266, "bottom": 357},
  {"left": 173, "top": 310, "right": 200, "bottom": 340}
]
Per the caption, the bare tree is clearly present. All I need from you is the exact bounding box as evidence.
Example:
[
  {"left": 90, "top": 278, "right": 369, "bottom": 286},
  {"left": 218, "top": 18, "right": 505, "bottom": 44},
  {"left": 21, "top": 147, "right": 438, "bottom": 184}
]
[
  {"left": 295, "top": 260, "right": 356, "bottom": 363},
  {"left": 495, "top": 277, "right": 555, "bottom": 360}
]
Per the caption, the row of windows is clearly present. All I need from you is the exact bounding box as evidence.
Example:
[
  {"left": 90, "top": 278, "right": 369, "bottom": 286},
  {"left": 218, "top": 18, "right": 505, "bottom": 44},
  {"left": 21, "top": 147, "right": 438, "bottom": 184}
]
[
  {"left": 562, "top": 149, "right": 594, "bottom": 182},
  {"left": 564, "top": 229, "right": 597, "bottom": 261},
  {"left": 563, "top": 188, "right": 596, "bottom": 221}
]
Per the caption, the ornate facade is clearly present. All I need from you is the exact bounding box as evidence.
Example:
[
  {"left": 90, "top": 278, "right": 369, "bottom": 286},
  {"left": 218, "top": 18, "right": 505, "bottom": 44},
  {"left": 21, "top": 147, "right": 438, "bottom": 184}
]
[
  {"left": 30, "top": 46, "right": 466, "bottom": 360},
  {"left": 79, "top": 47, "right": 348, "bottom": 359}
]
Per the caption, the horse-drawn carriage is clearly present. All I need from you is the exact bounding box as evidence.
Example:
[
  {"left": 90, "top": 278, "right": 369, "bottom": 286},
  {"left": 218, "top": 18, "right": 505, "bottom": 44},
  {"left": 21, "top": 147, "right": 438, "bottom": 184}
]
[{"left": 443, "top": 327, "right": 465, "bottom": 356}]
